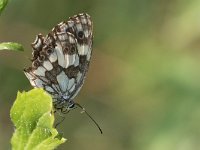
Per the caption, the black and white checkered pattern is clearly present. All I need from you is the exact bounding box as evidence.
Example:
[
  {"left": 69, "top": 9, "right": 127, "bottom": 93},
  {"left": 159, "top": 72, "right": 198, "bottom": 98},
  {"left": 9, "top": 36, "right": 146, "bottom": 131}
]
[{"left": 24, "top": 13, "right": 93, "bottom": 113}]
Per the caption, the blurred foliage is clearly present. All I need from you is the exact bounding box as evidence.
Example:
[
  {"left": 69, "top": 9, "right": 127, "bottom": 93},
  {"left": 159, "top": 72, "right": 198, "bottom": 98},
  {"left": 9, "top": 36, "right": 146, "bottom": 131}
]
[
  {"left": 0, "top": 42, "right": 24, "bottom": 51},
  {"left": 0, "top": 0, "right": 24, "bottom": 52},
  {"left": 0, "top": 0, "right": 200, "bottom": 150},
  {"left": 0, "top": 0, "right": 8, "bottom": 15}
]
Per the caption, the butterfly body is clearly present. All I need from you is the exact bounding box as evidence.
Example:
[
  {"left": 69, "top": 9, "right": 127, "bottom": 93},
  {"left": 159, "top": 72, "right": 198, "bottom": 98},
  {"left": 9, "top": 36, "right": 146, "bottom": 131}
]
[{"left": 24, "top": 13, "right": 93, "bottom": 113}]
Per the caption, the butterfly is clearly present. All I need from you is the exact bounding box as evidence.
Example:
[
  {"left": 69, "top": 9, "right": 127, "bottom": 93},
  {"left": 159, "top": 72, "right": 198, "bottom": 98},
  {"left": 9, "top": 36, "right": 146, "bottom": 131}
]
[{"left": 24, "top": 13, "right": 102, "bottom": 134}]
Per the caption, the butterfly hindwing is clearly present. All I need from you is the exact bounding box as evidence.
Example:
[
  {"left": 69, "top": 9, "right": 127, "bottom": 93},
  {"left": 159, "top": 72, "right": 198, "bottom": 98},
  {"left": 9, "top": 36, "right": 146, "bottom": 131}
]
[{"left": 24, "top": 13, "right": 93, "bottom": 110}]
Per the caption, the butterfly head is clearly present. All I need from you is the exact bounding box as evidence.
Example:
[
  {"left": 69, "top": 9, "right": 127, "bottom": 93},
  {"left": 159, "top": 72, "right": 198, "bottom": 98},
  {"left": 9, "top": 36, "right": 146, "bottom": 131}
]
[{"left": 64, "top": 100, "right": 75, "bottom": 112}]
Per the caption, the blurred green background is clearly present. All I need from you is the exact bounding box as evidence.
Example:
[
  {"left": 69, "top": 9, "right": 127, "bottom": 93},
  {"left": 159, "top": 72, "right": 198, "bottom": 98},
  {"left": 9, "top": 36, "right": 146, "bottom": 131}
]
[{"left": 1, "top": 0, "right": 200, "bottom": 150}]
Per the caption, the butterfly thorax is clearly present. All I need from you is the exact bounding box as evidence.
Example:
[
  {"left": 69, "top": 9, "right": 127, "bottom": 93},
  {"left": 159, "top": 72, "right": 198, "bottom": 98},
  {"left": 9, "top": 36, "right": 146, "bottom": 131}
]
[{"left": 53, "top": 96, "right": 75, "bottom": 112}]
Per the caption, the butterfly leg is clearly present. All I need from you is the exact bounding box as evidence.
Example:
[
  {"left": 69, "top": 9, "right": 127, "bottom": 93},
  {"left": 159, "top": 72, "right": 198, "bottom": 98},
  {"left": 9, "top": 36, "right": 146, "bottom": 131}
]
[
  {"left": 54, "top": 106, "right": 73, "bottom": 128},
  {"left": 54, "top": 110, "right": 66, "bottom": 128}
]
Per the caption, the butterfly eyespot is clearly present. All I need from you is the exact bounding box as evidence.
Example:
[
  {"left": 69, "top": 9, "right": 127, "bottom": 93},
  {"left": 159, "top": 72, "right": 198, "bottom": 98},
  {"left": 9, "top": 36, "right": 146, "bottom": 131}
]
[
  {"left": 38, "top": 54, "right": 46, "bottom": 62},
  {"left": 69, "top": 45, "right": 76, "bottom": 54},
  {"left": 46, "top": 49, "right": 53, "bottom": 55},
  {"left": 54, "top": 25, "right": 61, "bottom": 32},
  {"left": 77, "top": 31, "right": 84, "bottom": 39},
  {"left": 66, "top": 27, "right": 73, "bottom": 33},
  {"left": 32, "top": 60, "right": 40, "bottom": 68}
]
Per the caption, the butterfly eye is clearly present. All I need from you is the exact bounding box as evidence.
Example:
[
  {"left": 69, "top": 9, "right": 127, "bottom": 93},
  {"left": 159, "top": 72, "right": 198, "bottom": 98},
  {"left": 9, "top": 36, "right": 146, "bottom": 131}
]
[
  {"left": 77, "top": 31, "right": 84, "bottom": 39},
  {"left": 68, "top": 103, "right": 75, "bottom": 109}
]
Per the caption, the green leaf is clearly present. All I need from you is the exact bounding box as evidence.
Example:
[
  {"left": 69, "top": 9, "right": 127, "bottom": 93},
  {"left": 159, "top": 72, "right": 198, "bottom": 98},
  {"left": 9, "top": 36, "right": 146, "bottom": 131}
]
[
  {"left": 0, "top": 0, "right": 8, "bottom": 15},
  {"left": 0, "top": 42, "right": 24, "bottom": 51},
  {"left": 10, "top": 89, "right": 66, "bottom": 150}
]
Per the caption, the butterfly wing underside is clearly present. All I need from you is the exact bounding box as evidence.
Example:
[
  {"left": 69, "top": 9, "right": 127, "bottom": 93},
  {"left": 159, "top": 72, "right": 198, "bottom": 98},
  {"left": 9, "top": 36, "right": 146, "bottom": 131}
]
[{"left": 24, "top": 13, "right": 93, "bottom": 110}]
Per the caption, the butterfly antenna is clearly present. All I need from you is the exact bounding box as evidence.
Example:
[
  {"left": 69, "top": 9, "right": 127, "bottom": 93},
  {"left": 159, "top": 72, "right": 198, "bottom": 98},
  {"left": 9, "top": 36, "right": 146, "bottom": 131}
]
[{"left": 75, "top": 103, "right": 103, "bottom": 134}]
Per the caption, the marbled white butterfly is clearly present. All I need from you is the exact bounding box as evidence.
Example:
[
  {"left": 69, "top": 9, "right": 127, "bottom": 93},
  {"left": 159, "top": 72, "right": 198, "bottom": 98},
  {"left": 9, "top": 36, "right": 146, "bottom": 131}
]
[{"left": 24, "top": 13, "right": 102, "bottom": 133}]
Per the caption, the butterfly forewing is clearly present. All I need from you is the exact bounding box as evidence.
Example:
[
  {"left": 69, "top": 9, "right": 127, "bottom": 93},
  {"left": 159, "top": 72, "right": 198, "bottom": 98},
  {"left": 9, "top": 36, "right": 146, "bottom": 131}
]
[{"left": 24, "top": 13, "right": 93, "bottom": 110}]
